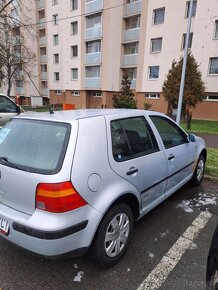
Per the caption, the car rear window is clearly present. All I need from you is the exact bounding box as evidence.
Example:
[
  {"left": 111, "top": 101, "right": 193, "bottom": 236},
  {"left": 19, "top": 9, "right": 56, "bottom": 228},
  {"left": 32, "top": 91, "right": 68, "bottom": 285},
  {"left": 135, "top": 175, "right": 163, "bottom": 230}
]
[{"left": 0, "top": 119, "right": 71, "bottom": 174}]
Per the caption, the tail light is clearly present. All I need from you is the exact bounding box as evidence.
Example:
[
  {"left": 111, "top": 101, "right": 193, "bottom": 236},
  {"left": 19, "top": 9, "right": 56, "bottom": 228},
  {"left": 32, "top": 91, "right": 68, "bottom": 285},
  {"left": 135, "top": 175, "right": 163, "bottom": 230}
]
[{"left": 36, "top": 181, "right": 87, "bottom": 213}]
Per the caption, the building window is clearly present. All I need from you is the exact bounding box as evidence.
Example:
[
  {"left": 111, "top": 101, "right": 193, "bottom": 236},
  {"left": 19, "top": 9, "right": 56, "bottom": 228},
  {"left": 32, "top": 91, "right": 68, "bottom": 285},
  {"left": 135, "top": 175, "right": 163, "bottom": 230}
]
[
  {"left": 148, "top": 66, "right": 159, "bottom": 79},
  {"left": 125, "top": 15, "right": 140, "bottom": 30},
  {"left": 153, "top": 8, "right": 165, "bottom": 25},
  {"left": 150, "top": 38, "right": 162, "bottom": 53},
  {"left": 86, "top": 13, "right": 101, "bottom": 29},
  {"left": 214, "top": 20, "right": 218, "bottom": 39},
  {"left": 205, "top": 96, "right": 218, "bottom": 101},
  {"left": 54, "top": 54, "right": 59, "bottom": 64},
  {"left": 53, "top": 34, "right": 59, "bottom": 45},
  {"left": 52, "top": 0, "right": 58, "bottom": 5},
  {"left": 41, "top": 64, "right": 47, "bottom": 72},
  {"left": 124, "top": 42, "right": 138, "bottom": 54},
  {"left": 71, "top": 45, "right": 78, "bottom": 57},
  {"left": 123, "top": 68, "right": 137, "bottom": 79},
  {"left": 40, "top": 46, "right": 46, "bottom": 55},
  {"left": 71, "top": 21, "right": 78, "bottom": 35},
  {"left": 71, "top": 0, "right": 78, "bottom": 10},
  {"left": 209, "top": 57, "right": 218, "bottom": 74},
  {"left": 86, "top": 40, "right": 101, "bottom": 53},
  {"left": 39, "top": 28, "right": 46, "bottom": 38},
  {"left": 72, "top": 91, "right": 80, "bottom": 96},
  {"left": 85, "top": 66, "right": 100, "bottom": 78},
  {"left": 71, "top": 68, "right": 78, "bottom": 80},
  {"left": 41, "top": 81, "right": 47, "bottom": 89},
  {"left": 186, "top": 1, "right": 197, "bottom": 17},
  {"left": 15, "top": 80, "right": 24, "bottom": 87},
  {"left": 54, "top": 72, "right": 59, "bottom": 81},
  {"left": 145, "top": 94, "right": 160, "bottom": 99},
  {"left": 53, "top": 14, "right": 58, "bottom": 25},
  {"left": 182, "top": 33, "right": 193, "bottom": 49},
  {"left": 38, "top": 9, "right": 45, "bottom": 20}
]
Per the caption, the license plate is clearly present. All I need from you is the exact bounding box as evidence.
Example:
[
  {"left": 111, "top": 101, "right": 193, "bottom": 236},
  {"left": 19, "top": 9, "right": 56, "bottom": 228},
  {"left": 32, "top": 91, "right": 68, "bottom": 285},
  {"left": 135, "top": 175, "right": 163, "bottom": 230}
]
[{"left": 0, "top": 217, "right": 9, "bottom": 236}]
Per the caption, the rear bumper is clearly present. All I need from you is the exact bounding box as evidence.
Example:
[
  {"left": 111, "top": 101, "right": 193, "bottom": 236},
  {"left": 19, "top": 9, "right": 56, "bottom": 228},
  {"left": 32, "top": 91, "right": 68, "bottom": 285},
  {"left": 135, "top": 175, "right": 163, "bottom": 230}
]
[{"left": 0, "top": 203, "right": 103, "bottom": 257}]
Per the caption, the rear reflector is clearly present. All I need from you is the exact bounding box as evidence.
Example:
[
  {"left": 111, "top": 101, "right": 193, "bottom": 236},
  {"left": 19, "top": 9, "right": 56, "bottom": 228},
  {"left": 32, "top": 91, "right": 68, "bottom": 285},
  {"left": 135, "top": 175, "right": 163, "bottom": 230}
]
[{"left": 36, "top": 181, "right": 87, "bottom": 213}]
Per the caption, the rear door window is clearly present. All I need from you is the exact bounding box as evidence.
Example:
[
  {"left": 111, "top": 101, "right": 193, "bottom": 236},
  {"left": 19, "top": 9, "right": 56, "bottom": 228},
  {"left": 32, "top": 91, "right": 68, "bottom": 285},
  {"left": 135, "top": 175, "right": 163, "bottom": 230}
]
[
  {"left": 111, "top": 116, "right": 159, "bottom": 162},
  {"left": 0, "top": 119, "right": 71, "bottom": 174}
]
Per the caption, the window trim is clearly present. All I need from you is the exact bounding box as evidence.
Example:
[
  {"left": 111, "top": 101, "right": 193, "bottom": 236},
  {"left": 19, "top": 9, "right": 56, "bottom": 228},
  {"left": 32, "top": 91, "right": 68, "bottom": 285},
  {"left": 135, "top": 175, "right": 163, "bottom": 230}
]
[
  {"left": 214, "top": 20, "right": 218, "bottom": 40},
  {"left": 110, "top": 116, "right": 160, "bottom": 163},
  {"left": 153, "top": 7, "right": 165, "bottom": 25},
  {"left": 145, "top": 94, "right": 160, "bottom": 99},
  {"left": 208, "top": 57, "right": 218, "bottom": 75},
  {"left": 148, "top": 66, "right": 160, "bottom": 80},
  {"left": 150, "top": 37, "right": 163, "bottom": 53}
]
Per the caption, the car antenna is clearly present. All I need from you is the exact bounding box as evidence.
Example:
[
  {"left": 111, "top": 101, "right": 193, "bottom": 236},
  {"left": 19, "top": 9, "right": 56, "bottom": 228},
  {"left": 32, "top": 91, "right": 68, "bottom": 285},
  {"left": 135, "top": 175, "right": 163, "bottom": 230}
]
[{"left": 49, "top": 104, "right": 54, "bottom": 114}]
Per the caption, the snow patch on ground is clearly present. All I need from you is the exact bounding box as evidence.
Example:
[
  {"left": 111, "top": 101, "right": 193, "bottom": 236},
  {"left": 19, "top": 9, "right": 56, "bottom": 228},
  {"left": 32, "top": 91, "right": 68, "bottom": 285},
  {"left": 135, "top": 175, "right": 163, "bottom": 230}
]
[
  {"left": 148, "top": 252, "right": 155, "bottom": 259},
  {"left": 73, "top": 271, "right": 84, "bottom": 282},
  {"left": 189, "top": 242, "right": 198, "bottom": 250},
  {"left": 160, "top": 230, "right": 169, "bottom": 238},
  {"left": 176, "top": 192, "right": 217, "bottom": 213},
  {"left": 74, "top": 264, "right": 78, "bottom": 269}
]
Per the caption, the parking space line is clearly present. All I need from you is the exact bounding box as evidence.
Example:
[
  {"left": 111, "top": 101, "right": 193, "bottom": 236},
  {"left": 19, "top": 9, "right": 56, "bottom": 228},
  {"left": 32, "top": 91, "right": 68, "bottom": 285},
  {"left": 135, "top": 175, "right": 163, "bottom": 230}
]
[{"left": 137, "top": 211, "right": 212, "bottom": 290}]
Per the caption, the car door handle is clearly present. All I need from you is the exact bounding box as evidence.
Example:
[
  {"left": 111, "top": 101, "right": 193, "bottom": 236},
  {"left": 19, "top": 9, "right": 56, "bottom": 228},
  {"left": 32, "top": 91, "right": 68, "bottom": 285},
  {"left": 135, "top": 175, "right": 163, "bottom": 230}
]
[
  {"left": 126, "top": 168, "right": 138, "bottom": 176},
  {"left": 168, "top": 154, "right": 175, "bottom": 160}
]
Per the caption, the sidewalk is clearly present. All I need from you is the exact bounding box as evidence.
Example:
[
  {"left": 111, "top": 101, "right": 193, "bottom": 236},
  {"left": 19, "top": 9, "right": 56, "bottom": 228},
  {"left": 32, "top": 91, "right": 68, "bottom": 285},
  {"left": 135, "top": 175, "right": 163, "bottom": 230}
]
[{"left": 195, "top": 133, "right": 218, "bottom": 149}]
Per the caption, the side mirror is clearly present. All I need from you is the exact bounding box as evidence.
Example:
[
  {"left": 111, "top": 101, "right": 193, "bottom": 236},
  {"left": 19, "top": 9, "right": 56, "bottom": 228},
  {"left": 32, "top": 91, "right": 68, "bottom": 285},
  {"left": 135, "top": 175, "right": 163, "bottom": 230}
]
[
  {"left": 16, "top": 105, "right": 21, "bottom": 114},
  {"left": 188, "top": 133, "right": 196, "bottom": 142}
]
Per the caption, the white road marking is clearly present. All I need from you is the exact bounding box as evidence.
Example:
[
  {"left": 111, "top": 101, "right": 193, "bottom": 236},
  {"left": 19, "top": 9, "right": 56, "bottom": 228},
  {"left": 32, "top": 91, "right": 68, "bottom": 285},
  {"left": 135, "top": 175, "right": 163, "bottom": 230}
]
[{"left": 137, "top": 211, "right": 212, "bottom": 290}]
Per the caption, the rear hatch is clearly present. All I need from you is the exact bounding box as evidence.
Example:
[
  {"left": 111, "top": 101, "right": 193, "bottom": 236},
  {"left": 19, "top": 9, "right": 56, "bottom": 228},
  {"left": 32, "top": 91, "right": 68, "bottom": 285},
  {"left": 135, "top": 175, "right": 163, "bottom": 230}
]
[{"left": 0, "top": 118, "right": 74, "bottom": 215}]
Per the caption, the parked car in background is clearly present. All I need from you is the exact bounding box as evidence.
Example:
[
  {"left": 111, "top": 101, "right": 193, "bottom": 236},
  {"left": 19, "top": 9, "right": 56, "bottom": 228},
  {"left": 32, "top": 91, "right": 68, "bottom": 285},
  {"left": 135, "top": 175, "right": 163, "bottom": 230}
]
[
  {"left": 0, "top": 93, "right": 24, "bottom": 126},
  {"left": 0, "top": 109, "right": 206, "bottom": 267},
  {"left": 207, "top": 224, "right": 218, "bottom": 290}
]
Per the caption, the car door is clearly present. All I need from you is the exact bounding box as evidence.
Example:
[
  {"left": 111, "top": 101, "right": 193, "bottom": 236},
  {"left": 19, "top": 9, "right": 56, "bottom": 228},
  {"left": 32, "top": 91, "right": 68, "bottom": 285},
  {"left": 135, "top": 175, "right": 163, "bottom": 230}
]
[
  {"left": 0, "top": 95, "right": 19, "bottom": 126},
  {"left": 107, "top": 114, "right": 169, "bottom": 211},
  {"left": 149, "top": 115, "right": 196, "bottom": 197}
]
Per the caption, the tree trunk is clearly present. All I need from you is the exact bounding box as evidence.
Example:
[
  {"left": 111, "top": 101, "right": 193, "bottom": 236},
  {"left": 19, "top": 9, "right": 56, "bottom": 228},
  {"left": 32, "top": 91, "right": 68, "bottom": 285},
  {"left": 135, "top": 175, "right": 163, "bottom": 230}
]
[{"left": 186, "top": 109, "right": 192, "bottom": 130}]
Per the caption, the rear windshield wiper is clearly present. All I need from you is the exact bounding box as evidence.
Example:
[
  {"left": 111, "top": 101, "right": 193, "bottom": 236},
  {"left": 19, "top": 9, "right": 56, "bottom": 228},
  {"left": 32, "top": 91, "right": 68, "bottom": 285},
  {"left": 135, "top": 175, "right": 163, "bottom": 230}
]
[{"left": 0, "top": 156, "right": 29, "bottom": 172}]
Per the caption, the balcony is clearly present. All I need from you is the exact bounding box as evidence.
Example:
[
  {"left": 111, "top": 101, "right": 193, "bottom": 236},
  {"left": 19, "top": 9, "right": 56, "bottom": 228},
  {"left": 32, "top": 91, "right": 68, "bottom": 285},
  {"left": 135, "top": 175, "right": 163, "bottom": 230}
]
[
  {"left": 85, "top": 78, "right": 101, "bottom": 88},
  {"left": 41, "top": 72, "right": 47, "bottom": 80},
  {"left": 38, "top": 18, "right": 46, "bottom": 28},
  {"left": 39, "top": 36, "right": 46, "bottom": 46},
  {"left": 123, "top": 54, "right": 138, "bottom": 66},
  {"left": 15, "top": 87, "right": 24, "bottom": 94},
  {"left": 41, "top": 88, "right": 48, "bottom": 96},
  {"left": 123, "top": 27, "right": 140, "bottom": 42},
  {"left": 40, "top": 55, "right": 47, "bottom": 62},
  {"left": 86, "top": 0, "right": 103, "bottom": 14},
  {"left": 124, "top": 0, "right": 142, "bottom": 17},
  {"left": 86, "top": 26, "right": 102, "bottom": 40},
  {"left": 85, "top": 52, "right": 101, "bottom": 65},
  {"left": 37, "top": 0, "right": 45, "bottom": 9}
]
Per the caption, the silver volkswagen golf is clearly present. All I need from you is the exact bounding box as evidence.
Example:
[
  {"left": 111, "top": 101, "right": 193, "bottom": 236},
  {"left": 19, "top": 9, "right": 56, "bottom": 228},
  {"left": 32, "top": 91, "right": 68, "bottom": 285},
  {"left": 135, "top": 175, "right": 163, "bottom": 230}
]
[{"left": 0, "top": 109, "right": 206, "bottom": 267}]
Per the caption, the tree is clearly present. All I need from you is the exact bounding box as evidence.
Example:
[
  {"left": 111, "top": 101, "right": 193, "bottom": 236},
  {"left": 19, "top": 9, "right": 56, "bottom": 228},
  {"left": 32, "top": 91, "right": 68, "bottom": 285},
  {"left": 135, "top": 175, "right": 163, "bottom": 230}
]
[
  {"left": 162, "top": 52, "right": 206, "bottom": 129},
  {"left": 0, "top": 1, "right": 36, "bottom": 97},
  {"left": 113, "top": 73, "right": 137, "bottom": 109}
]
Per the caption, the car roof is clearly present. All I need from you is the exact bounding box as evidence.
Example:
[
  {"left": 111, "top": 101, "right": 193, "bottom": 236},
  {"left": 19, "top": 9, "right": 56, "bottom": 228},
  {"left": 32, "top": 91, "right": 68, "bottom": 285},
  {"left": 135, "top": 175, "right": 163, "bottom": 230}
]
[{"left": 13, "top": 109, "right": 164, "bottom": 123}]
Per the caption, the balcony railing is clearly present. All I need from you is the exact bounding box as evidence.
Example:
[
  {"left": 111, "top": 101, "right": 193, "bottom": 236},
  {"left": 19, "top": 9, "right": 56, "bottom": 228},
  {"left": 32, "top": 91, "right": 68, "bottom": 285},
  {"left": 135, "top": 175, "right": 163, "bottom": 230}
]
[
  {"left": 39, "top": 36, "right": 46, "bottom": 46},
  {"left": 15, "top": 87, "right": 24, "bottom": 94},
  {"left": 38, "top": 18, "right": 46, "bottom": 28},
  {"left": 85, "top": 78, "right": 101, "bottom": 88},
  {"left": 37, "top": 0, "right": 45, "bottom": 9},
  {"left": 123, "top": 54, "right": 138, "bottom": 66},
  {"left": 85, "top": 0, "right": 103, "bottom": 14},
  {"left": 40, "top": 55, "right": 47, "bottom": 62},
  {"left": 124, "top": 0, "right": 142, "bottom": 17},
  {"left": 85, "top": 26, "right": 102, "bottom": 40},
  {"left": 85, "top": 52, "right": 101, "bottom": 65},
  {"left": 41, "top": 72, "right": 47, "bottom": 80},
  {"left": 123, "top": 27, "right": 140, "bottom": 42},
  {"left": 41, "top": 88, "right": 48, "bottom": 96}
]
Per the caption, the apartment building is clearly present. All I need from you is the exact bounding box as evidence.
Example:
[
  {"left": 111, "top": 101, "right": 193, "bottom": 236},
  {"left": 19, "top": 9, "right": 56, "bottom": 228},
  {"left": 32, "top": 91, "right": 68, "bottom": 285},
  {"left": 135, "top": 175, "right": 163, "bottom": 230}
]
[
  {"left": 0, "top": 0, "right": 40, "bottom": 106},
  {"left": 2, "top": 0, "right": 218, "bottom": 119}
]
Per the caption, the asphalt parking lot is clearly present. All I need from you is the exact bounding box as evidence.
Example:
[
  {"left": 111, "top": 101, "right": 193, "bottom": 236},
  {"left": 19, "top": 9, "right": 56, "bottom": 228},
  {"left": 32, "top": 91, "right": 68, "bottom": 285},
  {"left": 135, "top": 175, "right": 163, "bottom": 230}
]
[{"left": 0, "top": 178, "right": 217, "bottom": 290}]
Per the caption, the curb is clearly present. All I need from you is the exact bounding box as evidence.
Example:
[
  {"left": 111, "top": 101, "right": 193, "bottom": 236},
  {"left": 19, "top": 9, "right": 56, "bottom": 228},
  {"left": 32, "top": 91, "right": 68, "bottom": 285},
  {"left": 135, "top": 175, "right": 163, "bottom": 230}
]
[{"left": 204, "top": 174, "right": 218, "bottom": 182}]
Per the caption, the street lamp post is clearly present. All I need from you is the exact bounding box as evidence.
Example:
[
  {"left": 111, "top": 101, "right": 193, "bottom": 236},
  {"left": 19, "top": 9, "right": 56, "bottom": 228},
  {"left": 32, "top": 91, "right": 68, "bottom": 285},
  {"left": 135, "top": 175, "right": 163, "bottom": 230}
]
[{"left": 176, "top": 0, "right": 194, "bottom": 124}]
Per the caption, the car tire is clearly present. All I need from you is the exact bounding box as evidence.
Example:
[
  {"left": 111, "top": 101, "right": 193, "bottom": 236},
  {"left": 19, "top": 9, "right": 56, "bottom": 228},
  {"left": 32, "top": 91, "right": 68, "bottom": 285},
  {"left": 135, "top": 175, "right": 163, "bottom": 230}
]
[
  {"left": 91, "top": 203, "right": 134, "bottom": 268},
  {"left": 191, "top": 155, "right": 205, "bottom": 186}
]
